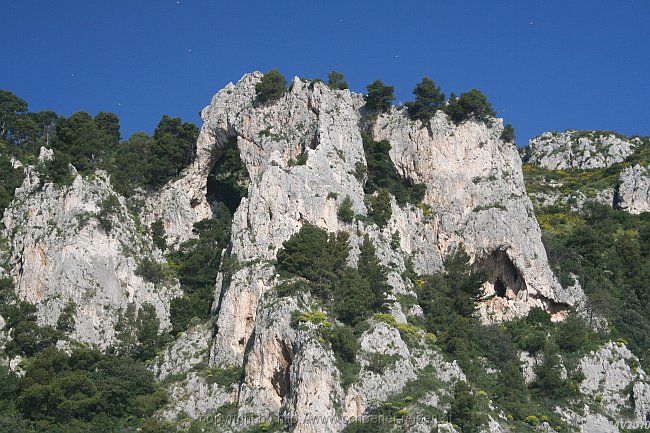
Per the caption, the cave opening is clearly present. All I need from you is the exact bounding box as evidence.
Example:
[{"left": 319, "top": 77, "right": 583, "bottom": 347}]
[
  {"left": 206, "top": 137, "right": 250, "bottom": 215},
  {"left": 475, "top": 249, "right": 527, "bottom": 299},
  {"left": 494, "top": 277, "right": 507, "bottom": 298}
]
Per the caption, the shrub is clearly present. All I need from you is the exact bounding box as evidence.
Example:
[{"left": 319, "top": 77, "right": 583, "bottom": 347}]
[
  {"left": 206, "top": 139, "right": 249, "bottom": 213},
  {"left": 255, "top": 69, "right": 287, "bottom": 103},
  {"left": 168, "top": 206, "right": 232, "bottom": 334},
  {"left": 445, "top": 89, "right": 496, "bottom": 124},
  {"left": 449, "top": 381, "right": 482, "bottom": 433},
  {"left": 56, "top": 301, "right": 76, "bottom": 333},
  {"left": 136, "top": 257, "right": 165, "bottom": 284},
  {"left": 556, "top": 311, "right": 588, "bottom": 352},
  {"left": 361, "top": 134, "right": 426, "bottom": 206},
  {"left": 501, "top": 123, "right": 515, "bottom": 143},
  {"left": 405, "top": 77, "right": 445, "bottom": 126},
  {"left": 151, "top": 219, "right": 167, "bottom": 251},
  {"left": 96, "top": 194, "right": 120, "bottom": 233},
  {"left": 333, "top": 269, "right": 374, "bottom": 325},
  {"left": 275, "top": 223, "right": 350, "bottom": 298},
  {"left": 205, "top": 366, "right": 243, "bottom": 388},
  {"left": 364, "top": 80, "right": 394, "bottom": 113},
  {"left": 367, "top": 188, "right": 392, "bottom": 228},
  {"left": 337, "top": 195, "right": 354, "bottom": 223},
  {"left": 327, "top": 71, "right": 348, "bottom": 90}
]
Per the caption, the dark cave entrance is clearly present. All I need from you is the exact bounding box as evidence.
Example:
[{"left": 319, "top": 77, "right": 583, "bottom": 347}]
[
  {"left": 494, "top": 277, "right": 507, "bottom": 298},
  {"left": 206, "top": 137, "right": 250, "bottom": 215},
  {"left": 474, "top": 249, "right": 527, "bottom": 299}
]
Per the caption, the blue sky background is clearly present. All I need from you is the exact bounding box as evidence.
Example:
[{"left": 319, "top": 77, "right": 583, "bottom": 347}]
[{"left": 2, "top": 0, "right": 649, "bottom": 146}]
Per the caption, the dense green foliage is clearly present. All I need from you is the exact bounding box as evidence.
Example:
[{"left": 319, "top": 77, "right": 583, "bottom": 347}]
[
  {"left": 361, "top": 134, "right": 426, "bottom": 207},
  {"left": 0, "top": 278, "right": 167, "bottom": 432},
  {"left": 408, "top": 246, "right": 598, "bottom": 431},
  {"left": 501, "top": 123, "right": 515, "bottom": 143},
  {"left": 206, "top": 141, "right": 250, "bottom": 214},
  {"left": 0, "top": 89, "right": 199, "bottom": 198},
  {"left": 444, "top": 89, "right": 496, "bottom": 124},
  {"left": 0, "top": 152, "right": 22, "bottom": 217},
  {"left": 405, "top": 77, "right": 445, "bottom": 125},
  {"left": 366, "top": 188, "right": 392, "bottom": 228},
  {"left": 255, "top": 69, "right": 287, "bottom": 103},
  {"left": 327, "top": 71, "right": 348, "bottom": 90},
  {"left": 277, "top": 226, "right": 392, "bottom": 390},
  {"left": 0, "top": 347, "right": 167, "bottom": 432},
  {"left": 168, "top": 203, "right": 233, "bottom": 334},
  {"left": 276, "top": 226, "right": 389, "bottom": 325},
  {"left": 337, "top": 195, "right": 354, "bottom": 223},
  {"left": 540, "top": 202, "right": 650, "bottom": 370},
  {"left": 364, "top": 80, "right": 394, "bottom": 113}
]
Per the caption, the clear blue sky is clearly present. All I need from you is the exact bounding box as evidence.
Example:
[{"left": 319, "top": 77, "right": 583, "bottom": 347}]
[{"left": 2, "top": 0, "right": 649, "bottom": 146}]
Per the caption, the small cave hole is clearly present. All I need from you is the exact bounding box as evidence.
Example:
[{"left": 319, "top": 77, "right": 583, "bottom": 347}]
[
  {"left": 494, "top": 277, "right": 507, "bottom": 298},
  {"left": 475, "top": 249, "right": 527, "bottom": 299}
]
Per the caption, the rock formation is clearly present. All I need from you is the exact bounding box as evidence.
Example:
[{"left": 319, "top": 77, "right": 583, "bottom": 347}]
[
  {"left": 524, "top": 130, "right": 641, "bottom": 170},
  {"left": 2, "top": 166, "right": 179, "bottom": 347}
]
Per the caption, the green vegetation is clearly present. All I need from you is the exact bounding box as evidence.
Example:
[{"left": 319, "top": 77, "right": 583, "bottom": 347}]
[
  {"left": 366, "top": 188, "right": 392, "bottom": 228},
  {"left": 364, "top": 80, "right": 394, "bottom": 113},
  {"left": 255, "top": 69, "right": 287, "bottom": 103},
  {"left": 0, "top": 278, "right": 167, "bottom": 432},
  {"left": 404, "top": 77, "right": 445, "bottom": 126},
  {"left": 337, "top": 195, "right": 354, "bottom": 223},
  {"left": 205, "top": 366, "right": 243, "bottom": 388},
  {"left": 0, "top": 346, "right": 167, "bottom": 432},
  {"left": 0, "top": 152, "right": 22, "bottom": 217},
  {"left": 406, "top": 246, "right": 597, "bottom": 430},
  {"left": 206, "top": 140, "right": 250, "bottom": 213},
  {"left": 539, "top": 202, "right": 650, "bottom": 370},
  {"left": 501, "top": 123, "right": 515, "bottom": 143},
  {"left": 168, "top": 203, "right": 233, "bottom": 334},
  {"left": 444, "top": 89, "right": 496, "bottom": 124},
  {"left": 361, "top": 134, "right": 426, "bottom": 206},
  {"left": 0, "top": 89, "right": 199, "bottom": 198},
  {"left": 276, "top": 226, "right": 391, "bottom": 386},
  {"left": 151, "top": 219, "right": 167, "bottom": 251},
  {"left": 327, "top": 71, "right": 348, "bottom": 90}
]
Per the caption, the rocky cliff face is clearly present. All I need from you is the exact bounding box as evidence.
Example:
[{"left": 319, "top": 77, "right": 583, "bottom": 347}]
[
  {"left": 1, "top": 72, "right": 647, "bottom": 432},
  {"left": 524, "top": 131, "right": 640, "bottom": 170},
  {"left": 1, "top": 165, "right": 179, "bottom": 347},
  {"left": 617, "top": 164, "right": 650, "bottom": 214},
  {"left": 522, "top": 131, "right": 649, "bottom": 215},
  {"left": 144, "top": 72, "right": 580, "bottom": 431}
]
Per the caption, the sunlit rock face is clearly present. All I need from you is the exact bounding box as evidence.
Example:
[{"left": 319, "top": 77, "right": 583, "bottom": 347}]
[
  {"left": 524, "top": 130, "right": 640, "bottom": 170},
  {"left": 146, "top": 72, "right": 576, "bottom": 428},
  {"left": 617, "top": 164, "right": 650, "bottom": 214},
  {"left": 2, "top": 169, "right": 179, "bottom": 347}
]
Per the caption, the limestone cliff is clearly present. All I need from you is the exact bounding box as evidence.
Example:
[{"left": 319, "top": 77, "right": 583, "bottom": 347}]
[
  {"left": 1, "top": 72, "right": 647, "bottom": 433},
  {"left": 1, "top": 165, "right": 179, "bottom": 347},
  {"left": 524, "top": 130, "right": 641, "bottom": 170},
  {"left": 147, "top": 72, "right": 580, "bottom": 431}
]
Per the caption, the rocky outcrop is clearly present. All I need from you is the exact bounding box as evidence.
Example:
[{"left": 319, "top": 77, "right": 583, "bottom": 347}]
[
  {"left": 145, "top": 72, "right": 579, "bottom": 427},
  {"left": 2, "top": 166, "right": 179, "bottom": 347},
  {"left": 524, "top": 131, "right": 640, "bottom": 170},
  {"left": 579, "top": 341, "right": 650, "bottom": 424},
  {"left": 617, "top": 164, "right": 650, "bottom": 214},
  {"left": 373, "top": 110, "right": 573, "bottom": 320}
]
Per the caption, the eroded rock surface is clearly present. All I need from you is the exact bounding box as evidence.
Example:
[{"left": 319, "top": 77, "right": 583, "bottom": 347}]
[
  {"left": 524, "top": 131, "right": 640, "bottom": 170},
  {"left": 617, "top": 164, "right": 650, "bottom": 214},
  {"left": 150, "top": 72, "right": 578, "bottom": 427},
  {"left": 2, "top": 167, "right": 179, "bottom": 347}
]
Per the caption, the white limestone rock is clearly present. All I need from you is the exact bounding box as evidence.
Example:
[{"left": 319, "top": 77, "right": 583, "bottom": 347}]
[
  {"left": 525, "top": 131, "right": 640, "bottom": 170},
  {"left": 617, "top": 164, "right": 649, "bottom": 214},
  {"left": 579, "top": 341, "right": 650, "bottom": 423},
  {"left": 2, "top": 168, "right": 179, "bottom": 347}
]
